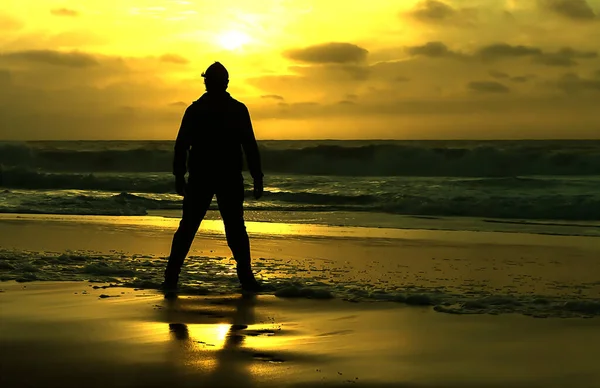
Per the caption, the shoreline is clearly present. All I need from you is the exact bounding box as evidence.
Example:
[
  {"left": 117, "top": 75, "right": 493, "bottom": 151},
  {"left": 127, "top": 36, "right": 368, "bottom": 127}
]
[
  {"left": 2, "top": 212, "right": 600, "bottom": 239},
  {"left": 1, "top": 214, "right": 599, "bottom": 318}
]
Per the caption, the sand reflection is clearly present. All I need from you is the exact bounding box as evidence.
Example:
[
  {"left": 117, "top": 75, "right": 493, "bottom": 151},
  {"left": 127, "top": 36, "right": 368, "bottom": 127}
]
[{"left": 163, "top": 294, "right": 260, "bottom": 387}]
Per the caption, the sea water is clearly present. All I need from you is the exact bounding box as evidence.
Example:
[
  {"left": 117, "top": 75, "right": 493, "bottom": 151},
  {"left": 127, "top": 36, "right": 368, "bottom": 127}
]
[
  {"left": 1, "top": 140, "right": 599, "bottom": 317},
  {"left": 1, "top": 140, "right": 600, "bottom": 225}
]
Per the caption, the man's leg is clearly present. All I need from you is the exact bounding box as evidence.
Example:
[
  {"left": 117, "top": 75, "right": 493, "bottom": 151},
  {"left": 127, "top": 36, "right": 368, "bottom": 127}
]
[
  {"left": 164, "top": 181, "right": 214, "bottom": 287},
  {"left": 215, "top": 178, "right": 260, "bottom": 290}
]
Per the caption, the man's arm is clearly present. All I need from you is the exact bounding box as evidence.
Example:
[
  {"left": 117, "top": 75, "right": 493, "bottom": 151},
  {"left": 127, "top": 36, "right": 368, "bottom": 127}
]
[
  {"left": 240, "top": 104, "right": 263, "bottom": 181},
  {"left": 173, "top": 105, "right": 194, "bottom": 178}
]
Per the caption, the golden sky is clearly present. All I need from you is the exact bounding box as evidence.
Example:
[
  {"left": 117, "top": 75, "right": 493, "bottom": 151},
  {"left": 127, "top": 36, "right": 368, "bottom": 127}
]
[{"left": 1, "top": 0, "right": 599, "bottom": 139}]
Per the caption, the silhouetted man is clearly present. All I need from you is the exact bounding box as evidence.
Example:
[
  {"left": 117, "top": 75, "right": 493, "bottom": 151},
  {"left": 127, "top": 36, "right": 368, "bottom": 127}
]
[{"left": 163, "top": 62, "right": 263, "bottom": 294}]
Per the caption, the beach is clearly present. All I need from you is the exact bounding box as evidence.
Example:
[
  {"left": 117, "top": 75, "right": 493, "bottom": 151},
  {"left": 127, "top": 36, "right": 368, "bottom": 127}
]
[
  {"left": 3, "top": 0, "right": 600, "bottom": 383},
  {"left": 1, "top": 214, "right": 600, "bottom": 387}
]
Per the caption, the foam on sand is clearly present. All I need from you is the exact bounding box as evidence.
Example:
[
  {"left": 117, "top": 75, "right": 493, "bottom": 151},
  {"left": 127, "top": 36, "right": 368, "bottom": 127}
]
[{"left": 1, "top": 248, "right": 598, "bottom": 318}]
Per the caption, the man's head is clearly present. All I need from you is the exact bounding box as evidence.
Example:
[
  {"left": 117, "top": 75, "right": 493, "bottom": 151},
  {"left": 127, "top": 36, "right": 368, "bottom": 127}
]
[{"left": 202, "top": 62, "right": 229, "bottom": 92}]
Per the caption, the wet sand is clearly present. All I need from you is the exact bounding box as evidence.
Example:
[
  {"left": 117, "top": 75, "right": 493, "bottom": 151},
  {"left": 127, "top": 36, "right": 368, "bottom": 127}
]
[
  {"left": 2, "top": 281, "right": 600, "bottom": 388},
  {"left": 1, "top": 214, "right": 600, "bottom": 387}
]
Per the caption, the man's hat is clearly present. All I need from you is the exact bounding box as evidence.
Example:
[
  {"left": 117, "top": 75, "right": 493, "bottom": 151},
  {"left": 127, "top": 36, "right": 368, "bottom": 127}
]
[{"left": 202, "top": 62, "right": 229, "bottom": 80}]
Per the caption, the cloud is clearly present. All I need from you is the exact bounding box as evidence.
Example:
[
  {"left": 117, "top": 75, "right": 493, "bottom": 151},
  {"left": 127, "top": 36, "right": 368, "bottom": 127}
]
[
  {"left": 534, "top": 47, "right": 597, "bottom": 67},
  {"left": 510, "top": 76, "right": 530, "bottom": 83},
  {"left": 159, "top": 54, "right": 189, "bottom": 65},
  {"left": 284, "top": 42, "right": 368, "bottom": 64},
  {"left": 410, "top": 0, "right": 456, "bottom": 21},
  {"left": 489, "top": 70, "right": 510, "bottom": 79},
  {"left": 50, "top": 8, "right": 79, "bottom": 17},
  {"left": 408, "top": 42, "right": 598, "bottom": 68},
  {"left": 477, "top": 43, "right": 543, "bottom": 61},
  {"left": 467, "top": 81, "right": 511, "bottom": 93},
  {"left": 555, "top": 72, "right": 600, "bottom": 92},
  {"left": 406, "top": 42, "right": 464, "bottom": 59},
  {"left": 489, "top": 71, "right": 533, "bottom": 83},
  {"left": 538, "top": 0, "right": 597, "bottom": 20},
  {"left": 168, "top": 101, "right": 188, "bottom": 107},
  {"left": 477, "top": 44, "right": 597, "bottom": 67},
  {"left": 406, "top": 0, "right": 477, "bottom": 24},
  {"left": 345, "top": 94, "right": 358, "bottom": 100},
  {"left": 337, "top": 100, "right": 356, "bottom": 105},
  {"left": 0, "top": 50, "right": 98, "bottom": 67},
  {"left": 261, "top": 94, "right": 285, "bottom": 100},
  {"left": 0, "top": 50, "right": 201, "bottom": 139}
]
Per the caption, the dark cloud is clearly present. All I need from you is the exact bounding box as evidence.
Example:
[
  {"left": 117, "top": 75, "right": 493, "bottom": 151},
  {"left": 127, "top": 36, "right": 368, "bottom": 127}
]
[
  {"left": 510, "top": 76, "right": 530, "bottom": 83},
  {"left": 535, "top": 54, "right": 576, "bottom": 67},
  {"left": 0, "top": 50, "right": 98, "bottom": 67},
  {"left": 0, "top": 51, "right": 198, "bottom": 139},
  {"left": 406, "top": 42, "right": 464, "bottom": 59},
  {"left": 489, "top": 71, "right": 533, "bottom": 83},
  {"left": 394, "top": 76, "right": 410, "bottom": 82},
  {"left": 538, "top": 0, "right": 597, "bottom": 20},
  {"left": 284, "top": 42, "right": 368, "bottom": 64},
  {"left": 558, "top": 47, "right": 597, "bottom": 58},
  {"left": 478, "top": 45, "right": 597, "bottom": 67},
  {"left": 467, "top": 81, "right": 510, "bottom": 93},
  {"left": 410, "top": 0, "right": 456, "bottom": 21},
  {"left": 489, "top": 70, "right": 510, "bottom": 79},
  {"left": 159, "top": 54, "right": 189, "bottom": 65},
  {"left": 477, "top": 44, "right": 543, "bottom": 61},
  {"left": 407, "top": 0, "right": 476, "bottom": 24},
  {"left": 556, "top": 72, "right": 600, "bottom": 93},
  {"left": 534, "top": 47, "right": 598, "bottom": 67},
  {"left": 345, "top": 94, "right": 358, "bottom": 100},
  {"left": 337, "top": 100, "right": 356, "bottom": 105},
  {"left": 168, "top": 101, "right": 187, "bottom": 107},
  {"left": 261, "top": 94, "right": 285, "bottom": 100},
  {"left": 50, "top": 8, "right": 79, "bottom": 17},
  {"left": 409, "top": 42, "right": 597, "bottom": 68}
]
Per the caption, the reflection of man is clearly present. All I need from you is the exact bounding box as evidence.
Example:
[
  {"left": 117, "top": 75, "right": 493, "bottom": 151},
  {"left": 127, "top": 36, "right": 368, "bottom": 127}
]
[
  {"left": 163, "top": 62, "right": 263, "bottom": 294},
  {"left": 166, "top": 295, "right": 257, "bottom": 388}
]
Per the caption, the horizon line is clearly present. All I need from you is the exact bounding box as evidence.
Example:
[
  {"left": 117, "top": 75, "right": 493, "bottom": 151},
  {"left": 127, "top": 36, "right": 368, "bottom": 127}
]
[{"left": 2, "top": 138, "right": 600, "bottom": 142}]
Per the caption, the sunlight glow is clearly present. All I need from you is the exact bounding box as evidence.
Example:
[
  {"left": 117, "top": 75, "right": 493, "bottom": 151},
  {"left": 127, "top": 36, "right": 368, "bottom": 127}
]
[{"left": 217, "top": 30, "right": 251, "bottom": 50}]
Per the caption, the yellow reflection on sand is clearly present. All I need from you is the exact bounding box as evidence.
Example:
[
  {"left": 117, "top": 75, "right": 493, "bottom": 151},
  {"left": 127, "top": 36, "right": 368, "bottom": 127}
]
[{"left": 0, "top": 212, "right": 476, "bottom": 240}]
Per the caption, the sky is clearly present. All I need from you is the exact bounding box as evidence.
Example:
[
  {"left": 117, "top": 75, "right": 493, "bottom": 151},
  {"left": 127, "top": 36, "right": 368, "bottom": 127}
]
[{"left": 1, "top": 0, "right": 599, "bottom": 140}]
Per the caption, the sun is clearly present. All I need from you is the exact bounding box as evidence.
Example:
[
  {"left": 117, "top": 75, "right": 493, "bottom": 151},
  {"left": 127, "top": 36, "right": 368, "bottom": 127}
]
[{"left": 217, "top": 30, "right": 251, "bottom": 51}]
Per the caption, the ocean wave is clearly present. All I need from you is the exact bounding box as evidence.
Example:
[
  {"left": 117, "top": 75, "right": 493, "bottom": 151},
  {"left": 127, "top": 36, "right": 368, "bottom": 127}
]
[
  {"left": 2, "top": 188, "right": 600, "bottom": 220},
  {"left": 0, "top": 167, "right": 175, "bottom": 192},
  {"left": 0, "top": 192, "right": 181, "bottom": 216},
  {"left": 2, "top": 140, "right": 600, "bottom": 176}
]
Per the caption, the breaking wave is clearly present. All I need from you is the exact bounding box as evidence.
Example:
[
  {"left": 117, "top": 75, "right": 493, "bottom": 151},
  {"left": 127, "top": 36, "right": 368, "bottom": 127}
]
[{"left": 2, "top": 140, "right": 600, "bottom": 176}]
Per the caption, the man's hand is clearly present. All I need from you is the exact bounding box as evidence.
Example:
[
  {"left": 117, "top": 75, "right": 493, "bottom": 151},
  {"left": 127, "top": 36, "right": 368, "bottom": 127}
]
[
  {"left": 253, "top": 177, "right": 264, "bottom": 200},
  {"left": 175, "top": 175, "right": 187, "bottom": 197}
]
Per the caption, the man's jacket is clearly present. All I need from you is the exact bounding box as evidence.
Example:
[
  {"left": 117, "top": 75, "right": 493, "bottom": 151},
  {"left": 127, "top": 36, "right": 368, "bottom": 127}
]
[{"left": 173, "top": 91, "right": 263, "bottom": 181}]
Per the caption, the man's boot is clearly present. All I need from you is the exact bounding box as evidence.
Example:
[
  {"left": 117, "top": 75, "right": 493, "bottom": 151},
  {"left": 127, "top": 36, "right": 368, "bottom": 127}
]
[
  {"left": 162, "top": 263, "right": 181, "bottom": 297},
  {"left": 236, "top": 262, "right": 262, "bottom": 292}
]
